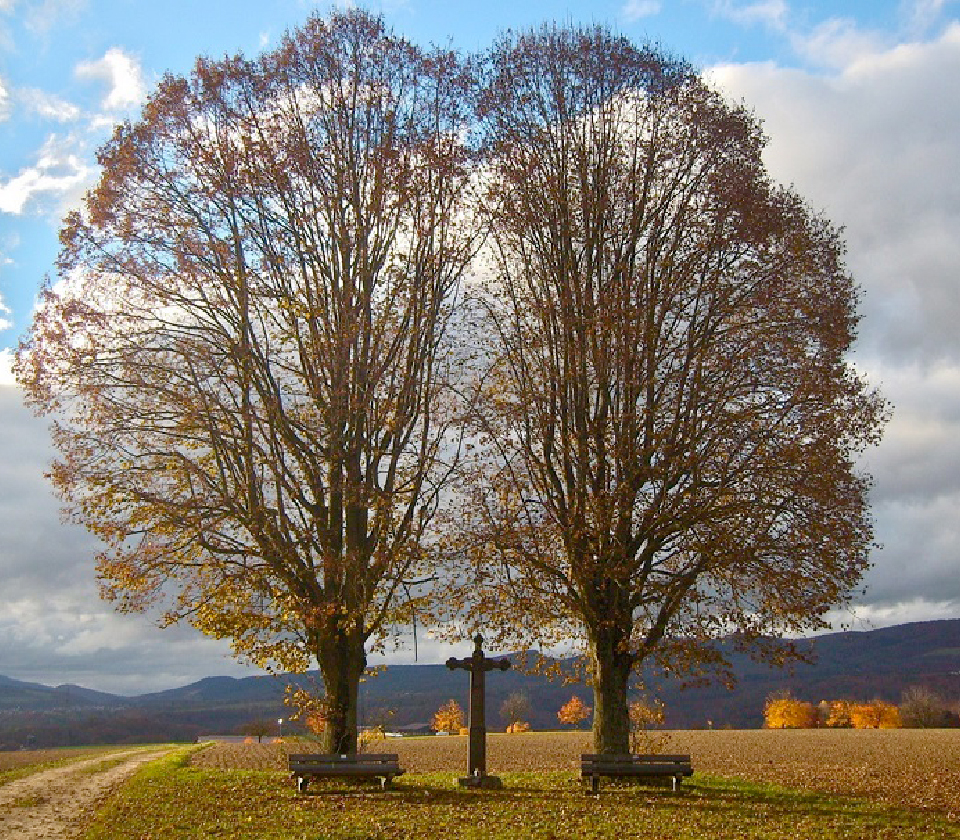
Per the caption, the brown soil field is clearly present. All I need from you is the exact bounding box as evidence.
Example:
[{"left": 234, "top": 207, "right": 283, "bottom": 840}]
[{"left": 192, "top": 729, "right": 960, "bottom": 819}]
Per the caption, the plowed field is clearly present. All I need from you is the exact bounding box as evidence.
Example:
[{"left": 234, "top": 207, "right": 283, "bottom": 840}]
[{"left": 192, "top": 729, "right": 960, "bottom": 819}]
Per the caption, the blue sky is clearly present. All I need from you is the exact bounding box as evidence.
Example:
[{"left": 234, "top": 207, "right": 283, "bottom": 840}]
[{"left": 2, "top": 0, "right": 960, "bottom": 694}]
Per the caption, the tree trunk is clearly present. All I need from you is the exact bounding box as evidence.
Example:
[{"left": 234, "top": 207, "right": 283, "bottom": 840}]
[
  {"left": 590, "top": 630, "right": 634, "bottom": 754},
  {"left": 317, "top": 633, "right": 366, "bottom": 755}
]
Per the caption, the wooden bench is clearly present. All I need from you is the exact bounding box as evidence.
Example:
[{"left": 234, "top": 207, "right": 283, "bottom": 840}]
[
  {"left": 288, "top": 753, "right": 405, "bottom": 792},
  {"left": 581, "top": 753, "right": 693, "bottom": 793}
]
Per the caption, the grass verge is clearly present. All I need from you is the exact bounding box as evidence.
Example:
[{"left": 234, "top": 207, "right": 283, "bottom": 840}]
[{"left": 83, "top": 756, "right": 960, "bottom": 840}]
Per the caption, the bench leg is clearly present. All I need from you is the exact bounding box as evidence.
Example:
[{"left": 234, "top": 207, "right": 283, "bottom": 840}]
[{"left": 297, "top": 775, "right": 308, "bottom": 793}]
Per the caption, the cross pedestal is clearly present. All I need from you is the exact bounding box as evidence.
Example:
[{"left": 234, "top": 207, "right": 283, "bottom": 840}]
[{"left": 445, "top": 633, "right": 511, "bottom": 789}]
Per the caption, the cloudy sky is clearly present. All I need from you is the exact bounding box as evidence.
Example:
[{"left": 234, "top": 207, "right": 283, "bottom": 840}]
[{"left": 1, "top": 0, "right": 959, "bottom": 695}]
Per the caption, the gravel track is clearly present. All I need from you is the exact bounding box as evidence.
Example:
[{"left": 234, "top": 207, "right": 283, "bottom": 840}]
[{"left": 0, "top": 747, "right": 173, "bottom": 840}]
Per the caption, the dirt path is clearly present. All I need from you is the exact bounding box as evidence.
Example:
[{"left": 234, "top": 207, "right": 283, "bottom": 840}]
[{"left": 0, "top": 747, "right": 173, "bottom": 839}]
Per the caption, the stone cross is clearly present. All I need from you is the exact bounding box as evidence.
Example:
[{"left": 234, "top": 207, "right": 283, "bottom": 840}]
[{"left": 446, "top": 633, "right": 511, "bottom": 787}]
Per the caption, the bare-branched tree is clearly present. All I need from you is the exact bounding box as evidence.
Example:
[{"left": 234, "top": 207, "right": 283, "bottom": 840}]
[
  {"left": 16, "top": 10, "right": 478, "bottom": 754},
  {"left": 463, "top": 24, "right": 888, "bottom": 753}
]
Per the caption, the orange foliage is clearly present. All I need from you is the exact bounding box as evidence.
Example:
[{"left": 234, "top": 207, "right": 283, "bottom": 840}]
[
  {"left": 766, "top": 696, "right": 902, "bottom": 729},
  {"left": 432, "top": 699, "right": 464, "bottom": 734},
  {"left": 764, "top": 698, "right": 818, "bottom": 729},
  {"left": 506, "top": 721, "right": 531, "bottom": 733},
  {"left": 823, "top": 700, "right": 854, "bottom": 728},
  {"left": 557, "top": 696, "right": 591, "bottom": 727},
  {"left": 305, "top": 711, "right": 329, "bottom": 736},
  {"left": 851, "top": 701, "right": 902, "bottom": 729}
]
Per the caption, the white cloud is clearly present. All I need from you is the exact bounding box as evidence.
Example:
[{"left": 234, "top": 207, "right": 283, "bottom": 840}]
[
  {"left": 23, "top": 0, "right": 84, "bottom": 35},
  {"left": 20, "top": 88, "right": 81, "bottom": 122},
  {"left": 74, "top": 47, "right": 145, "bottom": 113},
  {"left": 0, "top": 293, "right": 11, "bottom": 331},
  {"left": 709, "top": 24, "right": 960, "bottom": 365},
  {"left": 711, "top": 0, "right": 789, "bottom": 30},
  {"left": 791, "top": 17, "right": 891, "bottom": 68},
  {"left": 0, "top": 75, "right": 10, "bottom": 121},
  {"left": 0, "top": 349, "right": 14, "bottom": 385},
  {"left": 623, "top": 0, "right": 662, "bottom": 21},
  {"left": 708, "top": 23, "right": 960, "bottom": 624},
  {"left": 830, "top": 598, "right": 960, "bottom": 631},
  {"left": 902, "top": 0, "right": 950, "bottom": 35},
  {"left": 0, "top": 133, "right": 92, "bottom": 215},
  {"left": 0, "top": 595, "right": 262, "bottom": 693}
]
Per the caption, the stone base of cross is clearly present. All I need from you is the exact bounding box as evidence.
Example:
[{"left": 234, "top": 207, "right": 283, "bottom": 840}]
[
  {"left": 458, "top": 771, "right": 505, "bottom": 789},
  {"left": 445, "top": 633, "right": 511, "bottom": 788}
]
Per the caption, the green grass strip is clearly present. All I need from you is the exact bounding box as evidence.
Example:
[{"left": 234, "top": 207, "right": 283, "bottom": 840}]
[{"left": 82, "top": 758, "right": 960, "bottom": 840}]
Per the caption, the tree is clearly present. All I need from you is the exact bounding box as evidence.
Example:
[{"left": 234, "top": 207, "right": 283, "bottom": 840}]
[
  {"left": 464, "top": 24, "right": 887, "bottom": 753},
  {"left": 15, "top": 10, "right": 478, "bottom": 755},
  {"left": 499, "top": 692, "right": 532, "bottom": 730},
  {"left": 628, "top": 698, "right": 665, "bottom": 730},
  {"left": 629, "top": 697, "right": 667, "bottom": 752},
  {"left": 900, "top": 686, "right": 958, "bottom": 728},
  {"left": 821, "top": 700, "right": 854, "bottom": 728},
  {"left": 764, "top": 697, "right": 817, "bottom": 729},
  {"left": 238, "top": 720, "right": 274, "bottom": 742},
  {"left": 304, "top": 710, "right": 329, "bottom": 739},
  {"left": 558, "top": 695, "right": 592, "bottom": 729},
  {"left": 432, "top": 699, "right": 465, "bottom": 734},
  {"left": 850, "top": 701, "right": 901, "bottom": 729}
]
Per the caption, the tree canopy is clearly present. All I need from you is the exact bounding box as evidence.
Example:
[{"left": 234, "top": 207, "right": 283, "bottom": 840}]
[
  {"left": 16, "top": 14, "right": 886, "bottom": 756},
  {"left": 16, "top": 9, "right": 478, "bottom": 753},
  {"left": 459, "top": 24, "right": 887, "bottom": 752}
]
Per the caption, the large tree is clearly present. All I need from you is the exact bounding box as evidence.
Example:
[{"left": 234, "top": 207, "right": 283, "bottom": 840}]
[
  {"left": 465, "top": 25, "right": 888, "bottom": 753},
  {"left": 16, "top": 10, "right": 477, "bottom": 753}
]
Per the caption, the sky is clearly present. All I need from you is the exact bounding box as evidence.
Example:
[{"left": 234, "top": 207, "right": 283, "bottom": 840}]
[{"left": 1, "top": 0, "right": 959, "bottom": 695}]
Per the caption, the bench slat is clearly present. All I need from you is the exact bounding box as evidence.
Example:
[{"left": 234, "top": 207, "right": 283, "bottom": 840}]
[
  {"left": 582, "top": 754, "right": 691, "bottom": 762},
  {"left": 291, "top": 763, "right": 403, "bottom": 771},
  {"left": 289, "top": 753, "right": 400, "bottom": 762},
  {"left": 288, "top": 753, "right": 405, "bottom": 793},
  {"left": 580, "top": 753, "right": 693, "bottom": 794},
  {"left": 289, "top": 757, "right": 402, "bottom": 769}
]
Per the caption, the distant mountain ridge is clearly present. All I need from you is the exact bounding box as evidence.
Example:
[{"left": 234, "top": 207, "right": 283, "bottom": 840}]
[{"left": 2, "top": 618, "right": 958, "bottom": 747}]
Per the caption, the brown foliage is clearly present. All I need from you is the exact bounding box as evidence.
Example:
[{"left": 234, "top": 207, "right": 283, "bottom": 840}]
[
  {"left": 458, "top": 22, "right": 888, "bottom": 754},
  {"left": 629, "top": 698, "right": 669, "bottom": 752},
  {"left": 15, "top": 8, "right": 478, "bottom": 756}
]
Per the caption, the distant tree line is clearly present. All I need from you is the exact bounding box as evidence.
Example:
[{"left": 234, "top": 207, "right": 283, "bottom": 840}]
[{"left": 763, "top": 687, "right": 960, "bottom": 729}]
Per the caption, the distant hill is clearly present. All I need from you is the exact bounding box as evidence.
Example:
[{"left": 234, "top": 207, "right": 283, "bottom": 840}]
[
  {"left": 647, "top": 619, "right": 960, "bottom": 728},
  {"left": 1, "top": 618, "right": 958, "bottom": 747},
  {"left": 0, "top": 675, "right": 123, "bottom": 711}
]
